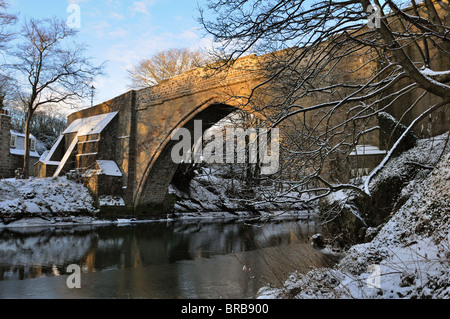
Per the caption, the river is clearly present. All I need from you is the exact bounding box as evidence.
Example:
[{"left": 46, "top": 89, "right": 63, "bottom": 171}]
[{"left": 0, "top": 216, "right": 336, "bottom": 298}]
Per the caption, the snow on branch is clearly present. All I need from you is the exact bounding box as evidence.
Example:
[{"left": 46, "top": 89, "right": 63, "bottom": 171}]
[{"left": 364, "top": 98, "right": 450, "bottom": 196}]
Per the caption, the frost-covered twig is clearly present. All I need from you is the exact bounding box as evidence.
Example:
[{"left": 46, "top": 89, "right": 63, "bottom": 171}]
[{"left": 405, "top": 162, "right": 434, "bottom": 170}]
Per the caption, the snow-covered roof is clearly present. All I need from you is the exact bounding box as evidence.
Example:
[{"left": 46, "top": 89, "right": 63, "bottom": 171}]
[
  {"left": 350, "top": 145, "right": 387, "bottom": 156},
  {"left": 96, "top": 160, "right": 122, "bottom": 176},
  {"left": 10, "top": 148, "right": 40, "bottom": 158},
  {"left": 39, "top": 150, "right": 49, "bottom": 161},
  {"left": 36, "top": 150, "right": 60, "bottom": 165},
  {"left": 62, "top": 112, "right": 118, "bottom": 136},
  {"left": 10, "top": 130, "right": 36, "bottom": 140},
  {"left": 39, "top": 135, "right": 63, "bottom": 165}
]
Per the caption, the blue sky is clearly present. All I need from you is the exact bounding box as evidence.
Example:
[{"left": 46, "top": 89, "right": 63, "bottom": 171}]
[{"left": 7, "top": 0, "right": 212, "bottom": 106}]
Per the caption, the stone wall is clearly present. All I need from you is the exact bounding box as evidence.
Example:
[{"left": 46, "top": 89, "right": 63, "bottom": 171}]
[
  {"left": 34, "top": 162, "right": 58, "bottom": 178},
  {"left": 0, "top": 114, "right": 11, "bottom": 178},
  {"left": 10, "top": 154, "right": 38, "bottom": 177},
  {"left": 66, "top": 91, "right": 136, "bottom": 206}
]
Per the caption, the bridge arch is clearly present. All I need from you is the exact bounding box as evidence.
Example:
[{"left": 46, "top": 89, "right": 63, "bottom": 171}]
[{"left": 134, "top": 98, "right": 250, "bottom": 213}]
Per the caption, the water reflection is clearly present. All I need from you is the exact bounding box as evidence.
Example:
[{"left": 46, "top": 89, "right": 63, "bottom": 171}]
[{"left": 0, "top": 217, "right": 336, "bottom": 298}]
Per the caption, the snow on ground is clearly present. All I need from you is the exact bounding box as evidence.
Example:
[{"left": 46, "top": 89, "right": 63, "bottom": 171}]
[
  {"left": 0, "top": 176, "right": 97, "bottom": 220},
  {"left": 170, "top": 165, "right": 316, "bottom": 216},
  {"left": 370, "top": 132, "right": 448, "bottom": 191},
  {"left": 0, "top": 170, "right": 307, "bottom": 229},
  {"left": 258, "top": 134, "right": 450, "bottom": 299},
  {"left": 98, "top": 195, "right": 125, "bottom": 207}
]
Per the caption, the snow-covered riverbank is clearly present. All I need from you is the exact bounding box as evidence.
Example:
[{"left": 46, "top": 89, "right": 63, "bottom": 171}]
[
  {"left": 0, "top": 175, "right": 98, "bottom": 222},
  {"left": 0, "top": 176, "right": 97, "bottom": 215},
  {"left": 0, "top": 176, "right": 103, "bottom": 228},
  {"left": 0, "top": 174, "right": 310, "bottom": 229},
  {"left": 258, "top": 133, "right": 450, "bottom": 299}
]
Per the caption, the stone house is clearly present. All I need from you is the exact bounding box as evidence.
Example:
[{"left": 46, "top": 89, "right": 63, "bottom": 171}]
[{"left": 0, "top": 111, "right": 40, "bottom": 178}]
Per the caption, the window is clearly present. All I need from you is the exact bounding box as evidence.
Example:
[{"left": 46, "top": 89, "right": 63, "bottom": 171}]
[
  {"left": 30, "top": 138, "right": 36, "bottom": 151},
  {"left": 10, "top": 135, "right": 16, "bottom": 148}
]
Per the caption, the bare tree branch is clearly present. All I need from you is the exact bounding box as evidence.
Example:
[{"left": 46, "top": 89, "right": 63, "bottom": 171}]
[
  {"left": 127, "top": 48, "right": 207, "bottom": 88},
  {"left": 198, "top": 0, "right": 450, "bottom": 207}
]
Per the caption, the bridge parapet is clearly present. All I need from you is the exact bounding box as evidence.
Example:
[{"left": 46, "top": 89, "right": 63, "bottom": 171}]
[{"left": 135, "top": 54, "right": 262, "bottom": 110}]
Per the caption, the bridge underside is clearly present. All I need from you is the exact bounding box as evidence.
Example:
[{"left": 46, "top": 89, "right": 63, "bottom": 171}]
[{"left": 134, "top": 103, "right": 238, "bottom": 215}]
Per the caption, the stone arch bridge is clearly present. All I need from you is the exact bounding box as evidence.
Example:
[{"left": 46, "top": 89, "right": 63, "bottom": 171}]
[
  {"left": 34, "top": 45, "right": 450, "bottom": 215},
  {"left": 35, "top": 54, "right": 267, "bottom": 214}
]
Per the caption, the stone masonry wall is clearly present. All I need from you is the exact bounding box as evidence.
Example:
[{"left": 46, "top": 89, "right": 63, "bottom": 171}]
[
  {"left": 0, "top": 114, "right": 11, "bottom": 178},
  {"left": 135, "top": 54, "right": 262, "bottom": 109}
]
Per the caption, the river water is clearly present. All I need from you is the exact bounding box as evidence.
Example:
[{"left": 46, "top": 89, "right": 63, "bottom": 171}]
[{"left": 0, "top": 216, "right": 336, "bottom": 299}]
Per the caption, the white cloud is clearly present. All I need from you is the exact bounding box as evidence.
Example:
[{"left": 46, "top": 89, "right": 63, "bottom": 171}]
[
  {"left": 131, "top": 1, "right": 154, "bottom": 16},
  {"left": 103, "top": 27, "right": 210, "bottom": 70},
  {"left": 67, "top": 0, "right": 88, "bottom": 4},
  {"left": 179, "top": 29, "right": 200, "bottom": 42},
  {"left": 104, "top": 35, "right": 165, "bottom": 65},
  {"left": 110, "top": 12, "right": 126, "bottom": 20},
  {"left": 107, "top": 0, "right": 121, "bottom": 6},
  {"left": 90, "top": 20, "right": 111, "bottom": 38},
  {"left": 192, "top": 34, "right": 217, "bottom": 52},
  {"left": 108, "top": 28, "right": 128, "bottom": 38}
]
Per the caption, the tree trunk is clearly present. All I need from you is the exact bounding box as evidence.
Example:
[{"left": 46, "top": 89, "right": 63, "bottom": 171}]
[
  {"left": 22, "top": 109, "right": 33, "bottom": 179},
  {"left": 245, "top": 134, "right": 252, "bottom": 186}
]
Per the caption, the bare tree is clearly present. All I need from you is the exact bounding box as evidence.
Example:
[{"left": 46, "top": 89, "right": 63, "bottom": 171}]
[
  {"left": 127, "top": 48, "right": 207, "bottom": 88},
  {"left": 7, "top": 17, "right": 105, "bottom": 178},
  {"left": 199, "top": 0, "right": 450, "bottom": 202},
  {"left": 0, "top": 0, "right": 16, "bottom": 53},
  {"left": 0, "top": 73, "right": 13, "bottom": 109},
  {"left": 0, "top": 0, "right": 16, "bottom": 108}
]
